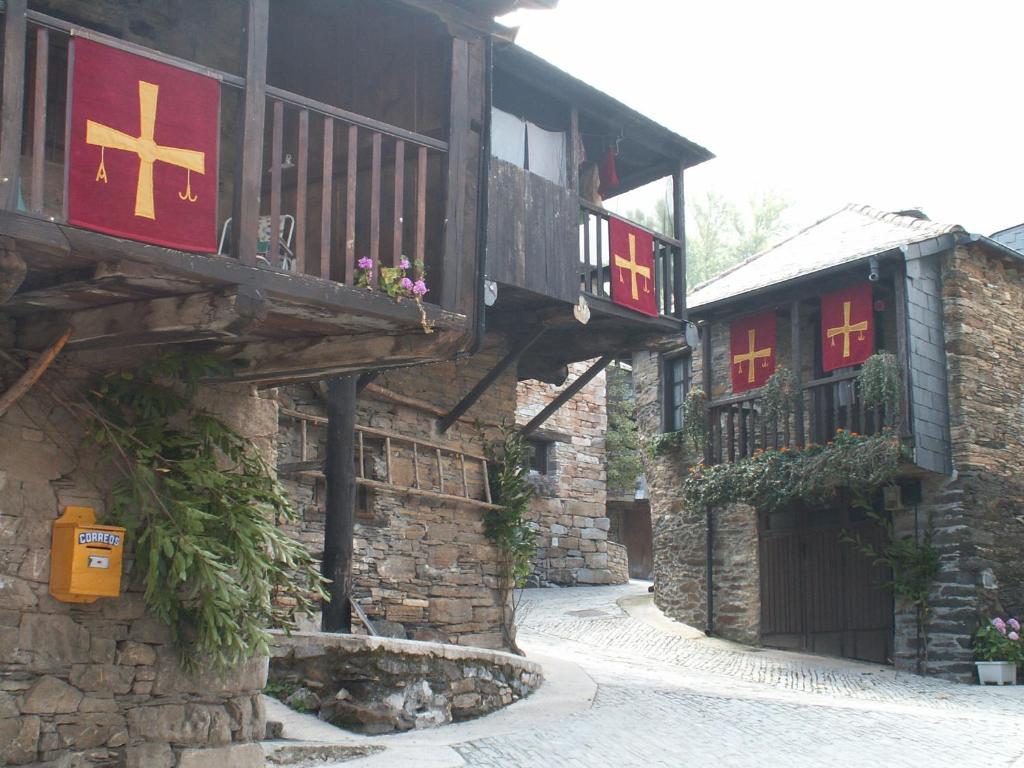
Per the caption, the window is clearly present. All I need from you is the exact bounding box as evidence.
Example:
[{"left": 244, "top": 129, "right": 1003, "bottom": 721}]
[
  {"left": 523, "top": 439, "right": 553, "bottom": 475},
  {"left": 662, "top": 352, "right": 691, "bottom": 433}
]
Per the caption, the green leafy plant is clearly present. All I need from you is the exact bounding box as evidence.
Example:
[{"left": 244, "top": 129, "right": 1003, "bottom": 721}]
[
  {"left": 975, "top": 617, "right": 1024, "bottom": 663},
  {"left": 355, "top": 255, "right": 429, "bottom": 300},
  {"left": 682, "top": 387, "right": 708, "bottom": 454},
  {"left": 682, "top": 429, "right": 903, "bottom": 514},
  {"left": 605, "top": 364, "right": 643, "bottom": 493},
  {"left": 484, "top": 424, "right": 537, "bottom": 652},
  {"left": 83, "top": 353, "right": 327, "bottom": 671},
  {"left": 761, "top": 367, "right": 797, "bottom": 426},
  {"left": 843, "top": 504, "right": 940, "bottom": 673},
  {"left": 857, "top": 352, "right": 902, "bottom": 423},
  {"left": 649, "top": 430, "right": 686, "bottom": 458}
]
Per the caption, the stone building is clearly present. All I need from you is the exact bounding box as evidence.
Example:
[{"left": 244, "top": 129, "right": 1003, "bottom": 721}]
[
  {"left": 0, "top": 0, "right": 552, "bottom": 763},
  {"left": 635, "top": 204, "right": 1024, "bottom": 680},
  {"left": 271, "top": 44, "right": 713, "bottom": 646},
  {"left": 516, "top": 363, "right": 628, "bottom": 587}
]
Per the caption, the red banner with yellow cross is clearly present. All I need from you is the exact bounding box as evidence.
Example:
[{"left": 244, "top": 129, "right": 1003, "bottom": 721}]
[
  {"left": 820, "top": 282, "right": 874, "bottom": 371},
  {"left": 608, "top": 217, "right": 657, "bottom": 317},
  {"left": 730, "top": 311, "right": 776, "bottom": 393},
  {"left": 67, "top": 38, "right": 219, "bottom": 252}
]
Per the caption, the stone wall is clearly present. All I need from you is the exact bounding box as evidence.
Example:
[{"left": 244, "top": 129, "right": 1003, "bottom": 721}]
[
  {"left": 516, "top": 363, "right": 624, "bottom": 586},
  {"left": 277, "top": 334, "right": 519, "bottom": 650},
  {"left": 935, "top": 243, "right": 1024, "bottom": 676},
  {"left": 268, "top": 631, "right": 542, "bottom": 735},
  {"left": 0, "top": 378, "right": 272, "bottom": 767}
]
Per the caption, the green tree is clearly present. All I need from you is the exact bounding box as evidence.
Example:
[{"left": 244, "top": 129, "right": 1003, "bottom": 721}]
[
  {"left": 605, "top": 363, "right": 643, "bottom": 494},
  {"left": 628, "top": 188, "right": 790, "bottom": 287}
]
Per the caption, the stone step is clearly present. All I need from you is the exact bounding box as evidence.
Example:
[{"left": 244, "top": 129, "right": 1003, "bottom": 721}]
[{"left": 262, "top": 741, "right": 383, "bottom": 767}]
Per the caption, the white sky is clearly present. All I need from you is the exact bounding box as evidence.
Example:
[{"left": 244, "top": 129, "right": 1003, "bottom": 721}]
[{"left": 498, "top": 0, "right": 1024, "bottom": 237}]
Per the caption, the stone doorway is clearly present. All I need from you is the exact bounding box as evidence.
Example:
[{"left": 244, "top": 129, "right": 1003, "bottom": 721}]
[{"left": 758, "top": 500, "right": 894, "bottom": 664}]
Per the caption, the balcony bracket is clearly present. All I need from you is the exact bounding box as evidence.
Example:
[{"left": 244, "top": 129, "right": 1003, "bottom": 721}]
[
  {"left": 437, "top": 326, "right": 547, "bottom": 433},
  {"left": 520, "top": 354, "right": 613, "bottom": 438}
]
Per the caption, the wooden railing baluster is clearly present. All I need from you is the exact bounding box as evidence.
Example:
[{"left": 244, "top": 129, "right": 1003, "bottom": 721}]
[
  {"left": 370, "top": 131, "right": 382, "bottom": 270},
  {"left": 384, "top": 436, "right": 392, "bottom": 484},
  {"left": 29, "top": 26, "right": 48, "bottom": 214},
  {"left": 392, "top": 139, "right": 404, "bottom": 266},
  {"left": 412, "top": 442, "right": 421, "bottom": 489},
  {"left": 582, "top": 210, "right": 591, "bottom": 292},
  {"left": 345, "top": 124, "right": 357, "bottom": 284},
  {"left": 415, "top": 145, "right": 427, "bottom": 278},
  {"left": 320, "top": 117, "right": 334, "bottom": 279},
  {"left": 435, "top": 448, "right": 444, "bottom": 494},
  {"left": 460, "top": 453, "right": 469, "bottom": 499},
  {"left": 268, "top": 99, "right": 283, "bottom": 264},
  {"left": 482, "top": 459, "right": 492, "bottom": 503},
  {"left": 295, "top": 108, "right": 309, "bottom": 274},
  {"left": 358, "top": 430, "right": 365, "bottom": 478}
]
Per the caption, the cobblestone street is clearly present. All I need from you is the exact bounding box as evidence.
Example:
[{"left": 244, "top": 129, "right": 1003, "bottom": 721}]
[{"left": 451, "top": 582, "right": 1024, "bottom": 768}]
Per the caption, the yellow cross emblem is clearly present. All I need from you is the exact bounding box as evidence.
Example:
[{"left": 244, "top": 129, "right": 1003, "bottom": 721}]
[
  {"left": 826, "top": 300, "right": 869, "bottom": 359},
  {"left": 86, "top": 80, "right": 205, "bottom": 220},
  {"left": 732, "top": 329, "right": 772, "bottom": 384},
  {"left": 614, "top": 232, "right": 651, "bottom": 301}
]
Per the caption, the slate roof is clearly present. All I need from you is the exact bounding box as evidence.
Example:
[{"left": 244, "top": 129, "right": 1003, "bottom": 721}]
[
  {"left": 990, "top": 223, "right": 1024, "bottom": 255},
  {"left": 688, "top": 204, "right": 962, "bottom": 311}
]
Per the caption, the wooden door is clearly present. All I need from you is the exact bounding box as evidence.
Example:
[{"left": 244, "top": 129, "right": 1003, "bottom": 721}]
[{"left": 759, "top": 502, "right": 894, "bottom": 664}]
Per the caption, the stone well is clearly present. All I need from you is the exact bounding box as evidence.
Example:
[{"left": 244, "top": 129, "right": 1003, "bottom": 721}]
[{"left": 268, "top": 631, "right": 542, "bottom": 735}]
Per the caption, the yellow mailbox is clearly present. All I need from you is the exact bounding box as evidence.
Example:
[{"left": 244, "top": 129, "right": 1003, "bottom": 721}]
[{"left": 49, "top": 506, "right": 125, "bottom": 603}]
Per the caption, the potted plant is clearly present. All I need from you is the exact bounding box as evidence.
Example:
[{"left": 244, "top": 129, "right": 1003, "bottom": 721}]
[{"left": 974, "top": 617, "right": 1022, "bottom": 685}]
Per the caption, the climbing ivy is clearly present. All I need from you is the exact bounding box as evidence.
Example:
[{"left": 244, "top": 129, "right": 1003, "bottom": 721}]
[
  {"left": 483, "top": 424, "right": 537, "bottom": 652},
  {"left": 83, "top": 353, "right": 327, "bottom": 671},
  {"left": 857, "top": 351, "right": 903, "bottom": 421}
]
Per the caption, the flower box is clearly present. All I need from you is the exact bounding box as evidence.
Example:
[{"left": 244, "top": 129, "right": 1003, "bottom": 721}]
[{"left": 976, "top": 661, "right": 1017, "bottom": 686}]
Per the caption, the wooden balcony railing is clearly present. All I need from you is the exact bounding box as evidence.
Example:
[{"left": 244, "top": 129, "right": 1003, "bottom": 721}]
[
  {"left": 706, "top": 369, "right": 899, "bottom": 465},
  {"left": 5, "top": 11, "right": 448, "bottom": 299},
  {"left": 579, "top": 201, "right": 685, "bottom": 320}
]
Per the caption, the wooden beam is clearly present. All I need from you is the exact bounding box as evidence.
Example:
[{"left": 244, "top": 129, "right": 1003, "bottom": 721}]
[
  {"left": 219, "top": 327, "right": 467, "bottom": 385},
  {"left": 892, "top": 265, "right": 912, "bottom": 437},
  {"left": 520, "top": 354, "right": 613, "bottom": 437},
  {"left": 231, "top": 0, "right": 269, "bottom": 265},
  {"left": 437, "top": 327, "right": 546, "bottom": 433},
  {"left": 0, "top": 0, "right": 27, "bottom": 211},
  {"left": 17, "top": 291, "right": 246, "bottom": 351},
  {"left": 672, "top": 164, "right": 686, "bottom": 320},
  {"left": 440, "top": 37, "right": 470, "bottom": 314},
  {"left": 321, "top": 375, "right": 357, "bottom": 633},
  {"left": 0, "top": 326, "right": 70, "bottom": 418},
  {"left": 356, "top": 370, "right": 380, "bottom": 393}
]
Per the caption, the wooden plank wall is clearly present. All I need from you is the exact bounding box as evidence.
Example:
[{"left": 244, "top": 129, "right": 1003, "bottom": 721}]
[{"left": 486, "top": 157, "right": 578, "bottom": 304}]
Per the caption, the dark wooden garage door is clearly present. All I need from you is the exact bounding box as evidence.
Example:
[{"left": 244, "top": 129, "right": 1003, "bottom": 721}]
[{"left": 759, "top": 502, "right": 894, "bottom": 664}]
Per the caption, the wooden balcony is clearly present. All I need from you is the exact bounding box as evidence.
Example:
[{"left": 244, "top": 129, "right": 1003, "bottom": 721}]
[
  {"left": 0, "top": 4, "right": 481, "bottom": 383},
  {"left": 706, "top": 368, "right": 903, "bottom": 465}
]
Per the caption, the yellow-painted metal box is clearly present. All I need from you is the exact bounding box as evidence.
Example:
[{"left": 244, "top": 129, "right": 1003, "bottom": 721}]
[{"left": 49, "top": 506, "right": 125, "bottom": 603}]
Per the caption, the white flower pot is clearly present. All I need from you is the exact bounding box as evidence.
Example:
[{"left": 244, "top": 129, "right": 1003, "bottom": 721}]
[{"left": 976, "top": 661, "right": 1017, "bottom": 685}]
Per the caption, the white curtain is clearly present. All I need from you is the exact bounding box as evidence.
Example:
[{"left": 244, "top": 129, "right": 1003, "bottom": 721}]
[
  {"left": 491, "top": 108, "right": 526, "bottom": 167},
  {"left": 526, "top": 122, "right": 566, "bottom": 187}
]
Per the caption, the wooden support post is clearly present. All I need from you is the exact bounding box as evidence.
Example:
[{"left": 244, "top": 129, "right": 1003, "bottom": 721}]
[
  {"left": 231, "top": 0, "right": 269, "bottom": 265},
  {"left": 0, "top": 0, "right": 27, "bottom": 211},
  {"left": 0, "top": 327, "right": 71, "bottom": 418},
  {"left": 672, "top": 164, "right": 686, "bottom": 319},
  {"left": 702, "top": 323, "right": 713, "bottom": 464},
  {"left": 440, "top": 37, "right": 469, "bottom": 314},
  {"left": 321, "top": 375, "right": 357, "bottom": 633},
  {"left": 521, "top": 355, "right": 613, "bottom": 437},
  {"left": 438, "top": 327, "right": 546, "bottom": 432},
  {"left": 566, "top": 106, "right": 579, "bottom": 194},
  {"left": 791, "top": 300, "right": 805, "bottom": 448}
]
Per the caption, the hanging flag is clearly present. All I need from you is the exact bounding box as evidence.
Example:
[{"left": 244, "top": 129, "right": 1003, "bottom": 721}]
[
  {"left": 821, "top": 283, "right": 874, "bottom": 371},
  {"left": 608, "top": 216, "right": 657, "bottom": 317},
  {"left": 730, "top": 311, "right": 776, "bottom": 393},
  {"left": 67, "top": 38, "right": 220, "bottom": 253}
]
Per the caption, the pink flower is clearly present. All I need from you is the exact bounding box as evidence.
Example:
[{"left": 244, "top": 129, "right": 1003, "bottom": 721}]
[
  {"left": 357, "top": 257, "right": 374, "bottom": 270},
  {"left": 1010, "top": 631, "right": 1020, "bottom": 641},
  {"left": 400, "top": 277, "right": 413, "bottom": 291},
  {"left": 993, "top": 617, "right": 1007, "bottom": 634},
  {"left": 1009, "top": 618, "right": 1021, "bottom": 632},
  {"left": 399, "top": 257, "right": 411, "bottom": 270},
  {"left": 412, "top": 280, "right": 428, "bottom": 296}
]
